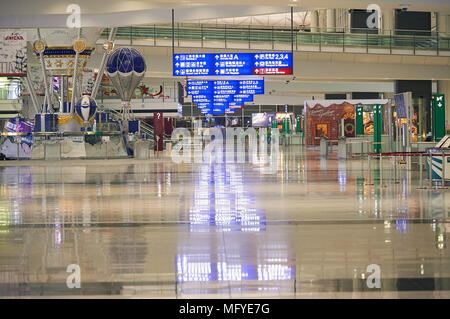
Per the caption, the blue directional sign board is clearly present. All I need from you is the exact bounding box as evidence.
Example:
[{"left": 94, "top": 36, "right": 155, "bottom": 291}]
[
  {"left": 213, "top": 53, "right": 253, "bottom": 76},
  {"left": 253, "top": 53, "right": 292, "bottom": 67},
  {"left": 238, "top": 80, "right": 264, "bottom": 95},
  {"left": 233, "top": 94, "right": 253, "bottom": 103},
  {"left": 196, "top": 102, "right": 213, "bottom": 109},
  {"left": 213, "top": 102, "right": 228, "bottom": 108},
  {"left": 253, "top": 52, "right": 293, "bottom": 75},
  {"left": 185, "top": 77, "right": 267, "bottom": 115},
  {"left": 187, "top": 81, "right": 213, "bottom": 95},
  {"left": 174, "top": 52, "right": 293, "bottom": 76},
  {"left": 173, "top": 54, "right": 213, "bottom": 76},
  {"left": 192, "top": 95, "right": 213, "bottom": 103},
  {"left": 228, "top": 102, "right": 242, "bottom": 108},
  {"left": 213, "top": 94, "right": 234, "bottom": 103},
  {"left": 213, "top": 102, "right": 228, "bottom": 114},
  {"left": 201, "top": 108, "right": 212, "bottom": 114},
  {"left": 213, "top": 80, "right": 238, "bottom": 95}
]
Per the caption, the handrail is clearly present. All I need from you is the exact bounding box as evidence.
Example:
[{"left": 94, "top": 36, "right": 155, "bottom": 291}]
[
  {"left": 102, "top": 24, "right": 450, "bottom": 36},
  {"left": 98, "top": 24, "right": 450, "bottom": 56}
]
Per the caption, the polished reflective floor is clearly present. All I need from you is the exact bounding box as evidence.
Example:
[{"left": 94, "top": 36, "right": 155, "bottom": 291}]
[{"left": 0, "top": 146, "right": 449, "bottom": 298}]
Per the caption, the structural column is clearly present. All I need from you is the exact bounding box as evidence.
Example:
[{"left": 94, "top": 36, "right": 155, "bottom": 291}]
[
  {"left": 382, "top": 9, "right": 394, "bottom": 33},
  {"left": 326, "top": 9, "right": 336, "bottom": 32},
  {"left": 436, "top": 14, "right": 450, "bottom": 130},
  {"left": 437, "top": 13, "right": 450, "bottom": 33},
  {"left": 310, "top": 10, "right": 319, "bottom": 33},
  {"left": 437, "top": 80, "right": 450, "bottom": 129}
]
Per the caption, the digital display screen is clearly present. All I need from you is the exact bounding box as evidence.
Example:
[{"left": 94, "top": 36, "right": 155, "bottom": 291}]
[{"left": 252, "top": 113, "right": 276, "bottom": 127}]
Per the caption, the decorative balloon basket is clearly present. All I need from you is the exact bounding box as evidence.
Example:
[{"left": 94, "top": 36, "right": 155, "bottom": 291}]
[
  {"left": 75, "top": 96, "right": 97, "bottom": 130},
  {"left": 106, "top": 47, "right": 146, "bottom": 122}
]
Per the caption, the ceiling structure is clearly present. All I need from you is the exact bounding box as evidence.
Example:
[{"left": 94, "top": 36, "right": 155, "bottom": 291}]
[
  {"left": 1, "top": 0, "right": 449, "bottom": 28},
  {"left": 197, "top": 12, "right": 311, "bottom": 28}
]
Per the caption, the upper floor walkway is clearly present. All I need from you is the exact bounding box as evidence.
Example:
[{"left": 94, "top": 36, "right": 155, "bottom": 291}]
[{"left": 98, "top": 24, "right": 450, "bottom": 57}]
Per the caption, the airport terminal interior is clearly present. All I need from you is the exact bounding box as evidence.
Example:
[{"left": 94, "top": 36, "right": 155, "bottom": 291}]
[{"left": 1, "top": 0, "right": 450, "bottom": 298}]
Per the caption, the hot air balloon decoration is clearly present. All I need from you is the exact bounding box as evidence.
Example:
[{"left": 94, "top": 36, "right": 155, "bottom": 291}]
[
  {"left": 75, "top": 95, "right": 97, "bottom": 128},
  {"left": 106, "top": 47, "right": 146, "bottom": 120}
]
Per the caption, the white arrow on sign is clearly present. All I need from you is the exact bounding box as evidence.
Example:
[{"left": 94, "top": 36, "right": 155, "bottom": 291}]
[
  {"left": 255, "top": 54, "right": 259, "bottom": 59},
  {"left": 255, "top": 62, "right": 259, "bottom": 66},
  {"left": 215, "top": 55, "right": 219, "bottom": 59},
  {"left": 175, "top": 63, "right": 179, "bottom": 67},
  {"left": 175, "top": 56, "right": 179, "bottom": 60},
  {"left": 175, "top": 70, "right": 179, "bottom": 74}
]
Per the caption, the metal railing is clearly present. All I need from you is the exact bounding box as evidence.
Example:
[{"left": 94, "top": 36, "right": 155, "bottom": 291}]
[
  {"left": 366, "top": 150, "right": 450, "bottom": 190},
  {"left": 99, "top": 24, "right": 450, "bottom": 56},
  {"left": 106, "top": 107, "right": 156, "bottom": 148}
]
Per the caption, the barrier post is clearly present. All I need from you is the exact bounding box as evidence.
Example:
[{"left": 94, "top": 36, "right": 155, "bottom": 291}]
[
  {"left": 320, "top": 136, "right": 328, "bottom": 157},
  {"left": 419, "top": 153, "right": 423, "bottom": 188},
  {"left": 380, "top": 153, "right": 383, "bottom": 186},
  {"left": 429, "top": 150, "right": 433, "bottom": 189},
  {"left": 367, "top": 154, "right": 371, "bottom": 185},
  {"left": 394, "top": 155, "right": 397, "bottom": 183},
  {"left": 441, "top": 150, "right": 446, "bottom": 188}
]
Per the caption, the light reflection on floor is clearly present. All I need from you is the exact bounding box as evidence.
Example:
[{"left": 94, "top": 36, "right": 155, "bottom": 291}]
[{"left": 0, "top": 146, "right": 449, "bottom": 298}]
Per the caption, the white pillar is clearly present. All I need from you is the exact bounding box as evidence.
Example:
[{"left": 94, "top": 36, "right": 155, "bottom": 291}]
[
  {"left": 437, "top": 13, "right": 450, "bottom": 33},
  {"left": 326, "top": 9, "right": 336, "bottom": 32},
  {"left": 310, "top": 10, "right": 319, "bottom": 33},
  {"left": 382, "top": 9, "right": 395, "bottom": 34},
  {"left": 437, "top": 80, "right": 450, "bottom": 128}
]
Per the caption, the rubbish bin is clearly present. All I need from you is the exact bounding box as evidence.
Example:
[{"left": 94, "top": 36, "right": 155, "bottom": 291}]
[
  {"left": 338, "top": 137, "right": 347, "bottom": 159},
  {"left": 320, "top": 136, "right": 328, "bottom": 157}
]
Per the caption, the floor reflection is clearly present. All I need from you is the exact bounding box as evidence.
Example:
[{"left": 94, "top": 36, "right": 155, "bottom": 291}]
[
  {"left": 0, "top": 147, "right": 449, "bottom": 297},
  {"left": 176, "top": 163, "right": 294, "bottom": 296}
]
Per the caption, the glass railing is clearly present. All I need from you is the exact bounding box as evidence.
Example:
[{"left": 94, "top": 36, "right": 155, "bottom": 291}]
[{"left": 100, "top": 24, "right": 450, "bottom": 55}]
